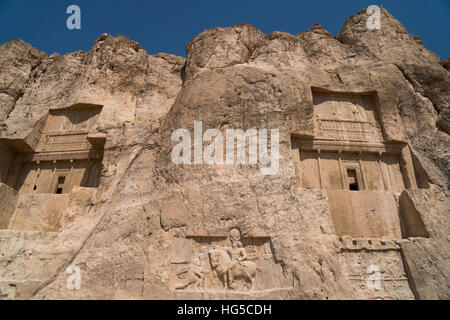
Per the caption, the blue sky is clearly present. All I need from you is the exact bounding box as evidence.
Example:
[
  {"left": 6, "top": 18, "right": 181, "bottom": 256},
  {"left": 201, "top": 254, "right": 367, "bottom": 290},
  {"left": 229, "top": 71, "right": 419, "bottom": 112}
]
[{"left": 0, "top": 0, "right": 449, "bottom": 59}]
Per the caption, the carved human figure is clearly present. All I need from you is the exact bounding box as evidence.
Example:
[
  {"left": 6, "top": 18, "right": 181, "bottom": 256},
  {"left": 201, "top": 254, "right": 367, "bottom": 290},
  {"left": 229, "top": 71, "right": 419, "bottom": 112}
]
[
  {"left": 226, "top": 240, "right": 250, "bottom": 288},
  {"left": 174, "top": 249, "right": 209, "bottom": 291},
  {"left": 208, "top": 229, "right": 257, "bottom": 291}
]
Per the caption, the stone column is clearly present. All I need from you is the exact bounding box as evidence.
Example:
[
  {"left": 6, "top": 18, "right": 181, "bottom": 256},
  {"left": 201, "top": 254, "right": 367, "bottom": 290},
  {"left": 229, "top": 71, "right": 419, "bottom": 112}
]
[
  {"left": 317, "top": 149, "right": 323, "bottom": 189},
  {"left": 50, "top": 160, "right": 57, "bottom": 193},
  {"left": 32, "top": 161, "right": 41, "bottom": 194},
  {"left": 400, "top": 145, "right": 418, "bottom": 189},
  {"left": 291, "top": 145, "right": 302, "bottom": 188},
  {"left": 377, "top": 152, "right": 389, "bottom": 191},
  {"left": 66, "top": 159, "right": 74, "bottom": 193},
  {"left": 357, "top": 151, "right": 366, "bottom": 190},
  {"left": 338, "top": 150, "right": 345, "bottom": 189}
]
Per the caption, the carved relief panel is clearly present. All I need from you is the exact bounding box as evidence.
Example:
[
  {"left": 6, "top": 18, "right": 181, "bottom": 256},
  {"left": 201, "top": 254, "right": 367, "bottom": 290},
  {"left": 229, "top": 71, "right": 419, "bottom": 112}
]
[
  {"left": 313, "top": 92, "right": 383, "bottom": 143},
  {"left": 291, "top": 89, "right": 422, "bottom": 241},
  {"left": 340, "top": 238, "right": 414, "bottom": 300},
  {"left": 169, "top": 229, "right": 293, "bottom": 293},
  {"left": 36, "top": 105, "right": 102, "bottom": 153},
  {"left": 6, "top": 104, "right": 104, "bottom": 195}
]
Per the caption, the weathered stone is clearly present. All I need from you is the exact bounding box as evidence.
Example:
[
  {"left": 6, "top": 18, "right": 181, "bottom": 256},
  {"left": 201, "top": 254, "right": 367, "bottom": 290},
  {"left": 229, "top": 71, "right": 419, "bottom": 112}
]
[{"left": 0, "top": 6, "right": 448, "bottom": 300}]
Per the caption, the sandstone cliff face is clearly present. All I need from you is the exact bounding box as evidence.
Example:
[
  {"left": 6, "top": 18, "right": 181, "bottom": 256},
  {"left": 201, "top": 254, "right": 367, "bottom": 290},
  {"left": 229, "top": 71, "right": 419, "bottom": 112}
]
[{"left": 0, "top": 6, "right": 448, "bottom": 300}]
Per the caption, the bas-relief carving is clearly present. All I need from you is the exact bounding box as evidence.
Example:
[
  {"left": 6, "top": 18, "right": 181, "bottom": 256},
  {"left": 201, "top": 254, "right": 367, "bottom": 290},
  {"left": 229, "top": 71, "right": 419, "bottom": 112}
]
[
  {"left": 294, "top": 91, "right": 410, "bottom": 193},
  {"left": 170, "top": 229, "right": 293, "bottom": 293},
  {"left": 0, "top": 104, "right": 104, "bottom": 232},
  {"left": 295, "top": 90, "right": 414, "bottom": 193},
  {"left": 4, "top": 104, "right": 104, "bottom": 195},
  {"left": 313, "top": 92, "right": 383, "bottom": 143},
  {"left": 292, "top": 89, "right": 422, "bottom": 240},
  {"left": 339, "top": 237, "right": 415, "bottom": 299},
  {"left": 316, "top": 119, "right": 382, "bottom": 143},
  {"left": 35, "top": 106, "right": 102, "bottom": 154},
  {"left": 341, "top": 246, "right": 414, "bottom": 300}
]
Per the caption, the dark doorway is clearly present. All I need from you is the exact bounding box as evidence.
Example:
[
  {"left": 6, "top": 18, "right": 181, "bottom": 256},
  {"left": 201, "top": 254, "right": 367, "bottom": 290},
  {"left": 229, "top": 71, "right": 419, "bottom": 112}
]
[{"left": 347, "top": 169, "right": 359, "bottom": 191}]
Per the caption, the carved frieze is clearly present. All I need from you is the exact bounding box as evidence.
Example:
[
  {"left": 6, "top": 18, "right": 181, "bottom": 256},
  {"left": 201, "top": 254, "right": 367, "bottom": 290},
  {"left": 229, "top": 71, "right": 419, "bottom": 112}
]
[
  {"left": 341, "top": 237, "right": 414, "bottom": 300},
  {"left": 170, "top": 229, "right": 293, "bottom": 293}
]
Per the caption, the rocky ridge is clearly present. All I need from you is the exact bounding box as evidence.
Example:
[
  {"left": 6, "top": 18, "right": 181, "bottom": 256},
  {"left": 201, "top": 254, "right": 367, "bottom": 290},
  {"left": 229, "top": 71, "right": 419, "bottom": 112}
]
[{"left": 0, "top": 6, "right": 448, "bottom": 299}]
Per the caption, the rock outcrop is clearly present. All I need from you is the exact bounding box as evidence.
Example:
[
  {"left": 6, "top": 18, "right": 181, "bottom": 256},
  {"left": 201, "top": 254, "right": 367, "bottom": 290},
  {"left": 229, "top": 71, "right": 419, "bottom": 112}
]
[{"left": 0, "top": 6, "right": 448, "bottom": 300}]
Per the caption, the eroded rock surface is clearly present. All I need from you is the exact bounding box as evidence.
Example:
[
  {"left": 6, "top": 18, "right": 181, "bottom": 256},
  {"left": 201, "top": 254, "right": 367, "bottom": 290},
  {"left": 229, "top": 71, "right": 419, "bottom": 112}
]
[{"left": 0, "top": 6, "right": 448, "bottom": 299}]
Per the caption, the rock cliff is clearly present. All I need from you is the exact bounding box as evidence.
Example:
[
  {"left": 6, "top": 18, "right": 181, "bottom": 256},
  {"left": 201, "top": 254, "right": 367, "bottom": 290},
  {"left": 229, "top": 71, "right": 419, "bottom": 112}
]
[{"left": 0, "top": 6, "right": 448, "bottom": 299}]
